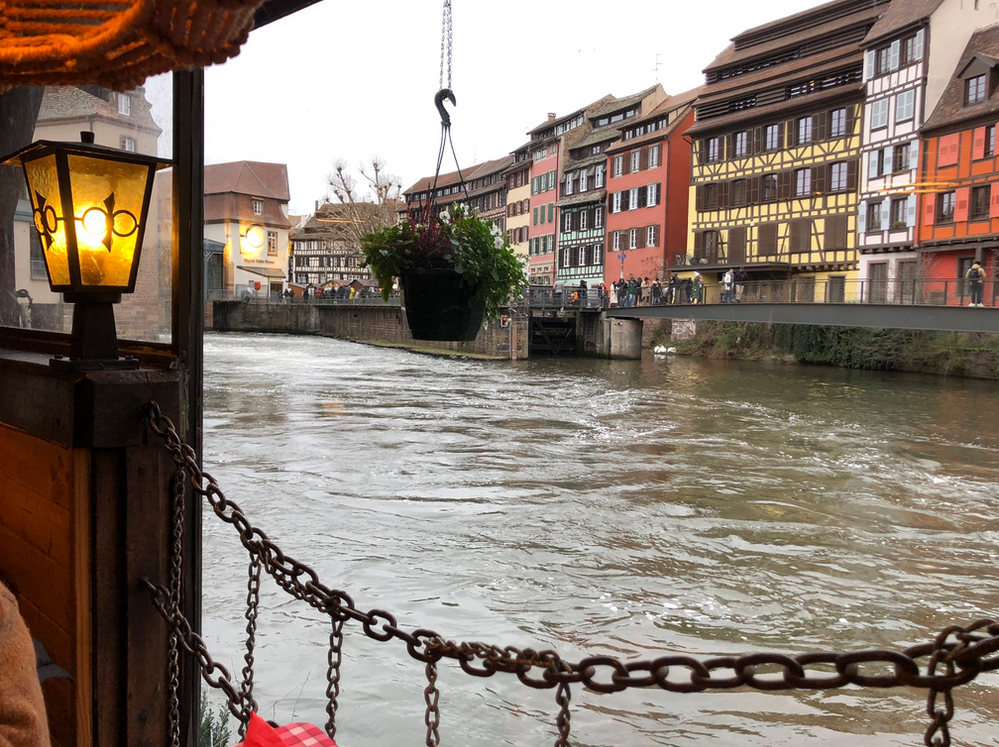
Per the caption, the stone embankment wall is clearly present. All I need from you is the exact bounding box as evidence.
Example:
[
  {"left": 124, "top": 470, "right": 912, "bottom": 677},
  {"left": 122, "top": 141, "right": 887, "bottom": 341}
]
[{"left": 213, "top": 301, "right": 528, "bottom": 358}]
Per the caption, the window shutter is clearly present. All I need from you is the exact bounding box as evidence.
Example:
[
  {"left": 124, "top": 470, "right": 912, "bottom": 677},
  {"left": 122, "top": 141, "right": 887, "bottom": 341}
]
[
  {"left": 990, "top": 183, "right": 999, "bottom": 219},
  {"left": 718, "top": 182, "right": 729, "bottom": 208},
  {"left": 816, "top": 113, "right": 828, "bottom": 141},
  {"left": 777, "top": 121, "right": 785, "bottom": 148},
  {"left": 548, "top": 204, "right": 554, "bottom": 222},
  {"left": 868, "top": 151, "right": 879, "bottom": 179},
  {"left": 846, "top": 105, "right": 856, "bottom": 136},
  {"left": 865, "top": 49, "right": 876, "bottom": 79},
  {"left": 880, "top": 200, "right": 890, "bottom": 229},
  {"left": 696, "top": 185, "right": 703, "bottom": 211},
  {"left": 640, "top": 147, "right": 649, "bottom": 170},
  {"left": 955, "top": 186, "right": 970, "bottom": 223},
  {"left": 847, "top": 159, "right": 858, "bottom": 190},
  {"left": 858, "top": 199, "right": 867, "bottom": 229},
  {"left": 787, "top": 119, "right": 797, "bottom": 147},
  {"left": 752, "top": 127, "right": 762, "bottom": 154},
  {"left": 923, "top": 193, "right": 936, "bottom": 226},
  {"left": 883, "top": 146, "right": 893, "bottom": 173},
  {"left": 814, "top": 165, "right": 827, "bottom": 194},
  {"left": 973, "top": 127, "right": 986, "bottom": 160},
  {"left": 939, "top": 134, "right": 960, "bottom": 166},
  {"left": 889, "top": 40, "right": 900, "bottom": 71},
  {"left": 638, "top": 229, "right": 646, "bottom": 249},
  {"left": 778, "top": 171, "right": 791, "bottom": 200},
  {"left": 748, "top": 177, "right": 759, "bottom": 204},
  {"left": 914, "top": 29, "right": 924, "bottom": 61},
  {"left": 906, "top": 194, "right": 916, "bottom": 227},
  {"left": 694, "top": 231, "right": 704, "bottom": 250},
  {"left": 909, "top": 140, "right": 920, "bottom": 171},
  {"left": 639, "top": 186, "right": 647, "bottom": 206}
]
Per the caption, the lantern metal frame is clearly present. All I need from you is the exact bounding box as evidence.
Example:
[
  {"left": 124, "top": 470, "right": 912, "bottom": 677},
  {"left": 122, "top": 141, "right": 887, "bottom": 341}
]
[{"left": 2, "top": 133, "right": 172, "bottom": 370}]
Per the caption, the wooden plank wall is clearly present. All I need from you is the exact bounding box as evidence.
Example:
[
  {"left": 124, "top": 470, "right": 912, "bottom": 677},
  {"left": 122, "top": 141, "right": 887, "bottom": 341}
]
[{"left": 0, "top": 421, "right": 90, "bottom": 747}]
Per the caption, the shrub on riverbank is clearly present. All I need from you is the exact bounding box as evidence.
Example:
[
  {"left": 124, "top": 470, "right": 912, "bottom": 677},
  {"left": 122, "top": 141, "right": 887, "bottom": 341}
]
[{"left": 670, "top": 321, "right": 999, "bottom": 378}]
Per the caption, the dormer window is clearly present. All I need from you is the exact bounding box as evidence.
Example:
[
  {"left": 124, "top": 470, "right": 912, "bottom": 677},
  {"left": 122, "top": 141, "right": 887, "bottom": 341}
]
[
  {"left": 966, "top": 74, "right": 987, "bottom": 105},
  {"left": 252, "top": 198, "right": 263, "bottom": 215},
  {"left": 117, "top": 93, "right": 131, "bottom": 116}
]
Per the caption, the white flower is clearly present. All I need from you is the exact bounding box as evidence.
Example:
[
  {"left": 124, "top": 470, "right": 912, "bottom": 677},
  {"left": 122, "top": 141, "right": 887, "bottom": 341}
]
[{"left": 494, "top": 235, "right": 504, "bottom": 249}]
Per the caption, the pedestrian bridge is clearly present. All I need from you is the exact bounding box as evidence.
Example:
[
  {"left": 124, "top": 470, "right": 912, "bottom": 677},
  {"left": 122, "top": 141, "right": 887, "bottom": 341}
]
[{"left": 601, "top": 277, "right": 999, "bottom": 334}]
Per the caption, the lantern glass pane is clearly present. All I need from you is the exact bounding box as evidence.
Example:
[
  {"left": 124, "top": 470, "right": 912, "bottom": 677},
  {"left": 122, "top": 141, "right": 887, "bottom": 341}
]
[
  {"left": 66, "top": 154, "right": 151, "bottom": 288},
  {"left": 24, "top": 154, "right": 71, "bottom": 286}
]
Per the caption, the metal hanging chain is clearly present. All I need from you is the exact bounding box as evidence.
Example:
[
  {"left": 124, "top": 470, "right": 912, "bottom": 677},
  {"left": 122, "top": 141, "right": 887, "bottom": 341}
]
[
  {"left": 552, "top": 656, "right": 572, "bottom": 747},
  {"left": 143, "top": 402, "right": 999, "bottom": 745},
  {"left": 238, "top": 553, "right": 262, "bottom": 737},
  {"left": 167, "top": 463, "right": 186, "bottom": 747},
  {"left": 424, "top": 660, "right": 441, "bottom": 747},
  {"left": 325, "top": 616, "right": 345, "bottom": 739},
  {"left": 438, "top": 0, "right": 452, "bottom": 91}
]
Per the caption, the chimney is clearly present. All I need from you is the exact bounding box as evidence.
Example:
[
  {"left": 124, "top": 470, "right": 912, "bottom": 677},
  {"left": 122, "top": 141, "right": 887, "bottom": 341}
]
[
  {"left": 547, "top": 112, "right": 556, "bottom": 121},
  {"left": 315, "top": 200, "right": 319, "bottom": 212}
]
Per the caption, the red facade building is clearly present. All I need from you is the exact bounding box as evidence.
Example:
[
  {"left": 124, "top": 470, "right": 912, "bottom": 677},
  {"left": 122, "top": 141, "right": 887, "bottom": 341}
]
[
  {"left": 919, "top": 26, "right": 999, "bottom": 307},
  {"left": 604, "top": 89, "right": 698, "bottom": 285}
]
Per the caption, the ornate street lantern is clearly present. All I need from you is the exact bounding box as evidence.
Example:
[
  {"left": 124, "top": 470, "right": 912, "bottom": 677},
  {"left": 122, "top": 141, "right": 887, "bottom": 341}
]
[{"left": 3, "top": 133, "right": 171, "bottom": 369}]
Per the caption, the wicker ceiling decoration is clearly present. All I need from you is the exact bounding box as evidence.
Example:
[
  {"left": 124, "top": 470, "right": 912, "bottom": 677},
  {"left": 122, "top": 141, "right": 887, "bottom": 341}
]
[{"left": 0, "top": 0, "right": 268, "bottom": 91}]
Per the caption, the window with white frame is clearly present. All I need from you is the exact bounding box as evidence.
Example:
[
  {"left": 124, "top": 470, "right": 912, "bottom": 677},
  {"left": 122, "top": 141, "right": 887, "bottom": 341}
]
[
  {"left": 830, "top": 162, "right": 848, "bottom": 191},
  {"left": 966, "top": 74, "right": 987, "bottom": 106},
  {"left": 647, "top": 183, "right": 658, "bottom": 207},
  {"left": 896, "top": 90, "right": 915, "bottom": 122},
  {"left": 564, "top": 212, "right": 572, "bottom": 232},
  {"left": 631, "top": 150, "right": 641, "bottom": 173},
  {"left": 830, "top": 108, "right": 847, "bottom": 137},
  {"left": 798, "top": 117, "right": 813, "bottom": 144},
  {"left": 252, "top": 199, "right": 263, "bottom": 215},
  {"left": 267, "top": 231, "right": 278, "bottom": 256},
  {"left": 629, "top": 228, "right": 638, "bottom": 249},
  {"left": 577, "top": 247, "right": 586, "bottom": 266},
  {"left": 117, "top": 93, "right": 131, "bottom": 116},
  {"left": 870, "top": 99, "right": 889, "bottom": 129},
  {"left": 613, "top": 155, "right": 624, "bottom": 177},
  {"left": 121, "top": 136, "right": 136, "bottom": 152},
  {"left": 595, "top": 164, "right": 605, "bottom": 188},
  {"left": 565, "top": 173, "right": 574, "bottom": 195},
  {"left": 795, "top": 168, "right": 811, "bottom": 196},
  {"left": 647, "top": 225, "right": 658, "bottom": 246},
  {"left": 580, "top": 211, "right": 588, "bottom": 230},
  {"left": 707, "top": 137, "right": 721, "bottom": 161},
  {"left": 579, "top": 170, "right": 588, "bottom": 191},
  {"left": 612, "top": 192, "right": 622, "bottom": 213},
  {"left": 765, "top": 124, "right": 780, "bottom": 150},
  {"left": 613, "top": 232, "right": 621, "bottom": 250},
  {"left": 594, "top": 208, "right": 603, "bottom": 228},
  {"left": 649, "top": 144, "right": 660, "bottom": 167},
  {"left": 629, "top": 187, "right": 639, "bottom": 209},
  {"left": 734, "top": 131, "right": 748, "bottom": 156}
]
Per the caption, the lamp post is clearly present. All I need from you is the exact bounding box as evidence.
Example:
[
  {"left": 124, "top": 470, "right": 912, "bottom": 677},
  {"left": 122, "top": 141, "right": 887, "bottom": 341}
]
[{"left": 3, "top": 132, "right": 170, "bottom": 370}]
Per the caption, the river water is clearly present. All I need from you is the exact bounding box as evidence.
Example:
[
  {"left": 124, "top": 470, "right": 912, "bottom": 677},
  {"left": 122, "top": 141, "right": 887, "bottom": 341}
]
[{"left": 200, "top": 332, "right": 999, "bottom": 747}]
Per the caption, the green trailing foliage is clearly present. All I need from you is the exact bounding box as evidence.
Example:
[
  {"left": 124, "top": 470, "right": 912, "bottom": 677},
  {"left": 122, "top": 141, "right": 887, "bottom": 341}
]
[
  {"left": 361, "top": 204, "right": 526, "bottom": 320},
  {"left": 670, "top": 321, "right": 999, "bottom": 378}
]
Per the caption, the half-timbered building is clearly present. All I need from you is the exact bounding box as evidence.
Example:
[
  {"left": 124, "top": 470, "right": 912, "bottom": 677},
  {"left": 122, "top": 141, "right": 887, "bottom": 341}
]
[
  {"left": 290, "top": 202, "right": 377, "bottom": 289},
  {"left": 919, "top": 24, "right": 999, "bottom": 307},
  {"left": 604, "top": 88, "right": 698, "bottom": 285},
  {"left": 556, "top": 86, "right": 666, "bottom": 287},
  {"left": 465, "top": 156, "right": 514, "bottom": 232},
  {"left": 858, "top": 0, "right": 982, "bottom": 302},
  {"left": 504, "top": 153, "right": 532, "bottom": 264},
  {"left": 687, "top": 0, "right": 890, "bottom": 301},
  {"left": 401, "top": 165, "right": 484, "bottom": 223}
]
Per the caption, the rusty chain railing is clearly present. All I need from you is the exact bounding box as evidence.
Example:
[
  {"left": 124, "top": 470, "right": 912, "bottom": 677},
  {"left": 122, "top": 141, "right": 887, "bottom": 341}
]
[{"left": 143, "top": 402, "right": 999, "bottom": 747}]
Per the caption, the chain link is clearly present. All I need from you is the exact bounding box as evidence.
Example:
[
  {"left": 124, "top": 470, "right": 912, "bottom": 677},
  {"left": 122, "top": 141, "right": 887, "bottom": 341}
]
[
  {"left": 438, "top": 0, "right": 452, "bottom": 91},
  {"left": 144, "top": 402, "right": 999, "bottom": 743},
  {"left": 167, "top": 464, "right": 186, "bottom": 747},
  {"left": 238, "top": 553, "right": 261, "bottom": 736},
  {"left": 424, "top": 660, "right": 441, "bottom": 747},
  {"left": 325, "top": 617, "right": 344, "bottom": 739}
]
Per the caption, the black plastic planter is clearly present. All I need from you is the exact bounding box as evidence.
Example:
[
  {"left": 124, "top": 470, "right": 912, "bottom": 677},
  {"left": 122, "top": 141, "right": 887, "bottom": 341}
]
[{"left": 400, "top": 269, "right": 486, "bottom": 341}]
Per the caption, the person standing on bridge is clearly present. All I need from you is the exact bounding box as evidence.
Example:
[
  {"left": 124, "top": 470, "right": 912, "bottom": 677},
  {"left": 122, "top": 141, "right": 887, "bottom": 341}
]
[
  {"left": 966, "top": 261, "right": 985, "bottom": 307},
  {"left": 553, "top": 277, "right": 564, "bottom": 307},
  {"left": 734, "top": 267, "right": 749, "bottom": 302},
  {"left": 722, "top": 268, "right": 735, "bottom": 304}
]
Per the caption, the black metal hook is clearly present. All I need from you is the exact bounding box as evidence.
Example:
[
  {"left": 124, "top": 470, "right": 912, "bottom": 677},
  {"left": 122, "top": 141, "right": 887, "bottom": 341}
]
[{"left": 435, "top": 88, "right": 456, "bottom": 127}]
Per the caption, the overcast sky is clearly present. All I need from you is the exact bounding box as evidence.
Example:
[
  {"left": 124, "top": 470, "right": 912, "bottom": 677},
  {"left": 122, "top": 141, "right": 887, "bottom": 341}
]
[{"left": 203, "top": 0, "right": 831, "bottom": 215}]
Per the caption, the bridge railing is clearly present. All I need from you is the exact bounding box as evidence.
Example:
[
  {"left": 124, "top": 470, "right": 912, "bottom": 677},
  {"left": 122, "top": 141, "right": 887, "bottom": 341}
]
[
  {"left": 614, "top": 278, "right": 996, "bottom": 308},
  {"left": 526, "top": 285, "right": 607, "bottom": 310}
]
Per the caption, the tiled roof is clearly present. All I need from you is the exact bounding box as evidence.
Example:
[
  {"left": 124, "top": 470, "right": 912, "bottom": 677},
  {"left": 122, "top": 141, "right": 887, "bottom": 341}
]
[
  {"left": 468, "top": 155, "right": 515, "bottom": 180},
  {"left": 36, "top": 85, "right": 161, "bottom": 135},
  {"left": 556, "top": 190, "right": 606, "bottom": 208},
  {"left": 687, "top": 82, "right": 863, "bottom": 136},
  {"left": 923, "top": 24, "right": 999, "bottom": 132},
  {"left": 204, "top": 161, "right": 290, "bottom": 201},
  {"left": 526, "top": 94, "right": 615, "bottom": 135},
  {"left": 402, "top": 163, "right": 484, "bottom": 195},
  {"left": 863, "top": 0, "right": 942, "bottom": 45},
  {"left": 571, "top": 126, "right": 622, "bottom": 151},
  {"left": 590, "top": 85, "right": 662, "bottom": 119},
  {"left": 704, "top": 0, "right": 886, "bottom": 74},
  {"left": 606, "top": 87, "right": 704, "bottom": 153}
]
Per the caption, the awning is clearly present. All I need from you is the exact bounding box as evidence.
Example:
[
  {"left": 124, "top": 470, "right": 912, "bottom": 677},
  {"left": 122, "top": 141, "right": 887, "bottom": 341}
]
[
  {"left": 237, "top": 266, "right": 287, "bottom": 279},
  {"left": 0, "top": 0, "right": 266, "bottom": 91}
]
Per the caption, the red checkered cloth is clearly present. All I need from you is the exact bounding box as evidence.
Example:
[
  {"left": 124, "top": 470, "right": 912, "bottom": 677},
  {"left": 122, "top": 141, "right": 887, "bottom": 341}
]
[{"left": 236, "top": 712, "right": 339, "bottom": 747}]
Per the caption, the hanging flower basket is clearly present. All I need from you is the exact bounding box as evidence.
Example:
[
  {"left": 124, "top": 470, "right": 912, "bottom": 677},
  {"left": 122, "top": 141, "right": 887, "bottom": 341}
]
[
  {"left": 361, "top": 204, "right": 525, "bottom": 342},
  {"left": 401, "top": 268, "right": 486, "bottom": 341}
]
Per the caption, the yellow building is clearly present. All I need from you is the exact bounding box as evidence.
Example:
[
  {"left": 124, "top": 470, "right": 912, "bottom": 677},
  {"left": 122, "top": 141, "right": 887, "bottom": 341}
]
[{"left": 686, "top": 0, "right": 892, "bottom": 302}]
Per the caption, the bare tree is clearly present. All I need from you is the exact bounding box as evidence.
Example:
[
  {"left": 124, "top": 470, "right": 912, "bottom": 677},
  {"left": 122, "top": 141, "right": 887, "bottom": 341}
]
[{"left": 326, "top": 157, "right": 403, "bottom": 244}]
